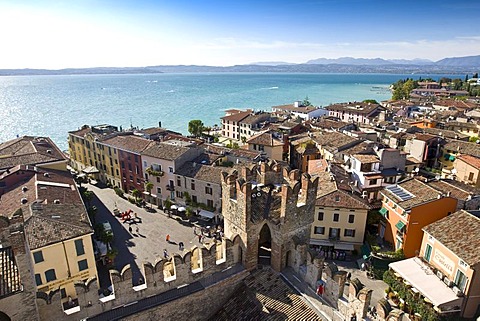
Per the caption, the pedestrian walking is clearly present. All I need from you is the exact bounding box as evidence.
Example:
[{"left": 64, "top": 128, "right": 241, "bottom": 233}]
[
  {"left": 179, "top": 242, "right": 184, "bottom": 251},
  {"left": 163, "top": 249, "right": 168, "bottom": 258},
  {"left": 166, "top": 234, "right": 170, "bottom": 242},
  {"left": 129, "top": 226, "right": 133, "bottom": 234},
  {"left": 198, "top": 234, "right": 202, "bottom": 243}
]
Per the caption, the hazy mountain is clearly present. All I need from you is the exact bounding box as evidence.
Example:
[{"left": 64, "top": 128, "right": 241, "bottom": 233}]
[
  {"left": 1, "top": 55, "right": 479, "bottom": 76},
  {"left": 248, "top": 61, "right": 297, "bottom": 66},
  {"left": 306, "top": 57, "right": 390, "bottom": 65},
  {"left": 435, "top": 55, "right": 480, "bottom": 67},
  {"left": 387, "top": 58, "right": 434, "bottom": 65}
]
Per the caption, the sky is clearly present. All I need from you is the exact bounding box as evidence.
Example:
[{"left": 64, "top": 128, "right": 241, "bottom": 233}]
[{"left": 0, "top": 0, "right": 479, "bottom": 69}]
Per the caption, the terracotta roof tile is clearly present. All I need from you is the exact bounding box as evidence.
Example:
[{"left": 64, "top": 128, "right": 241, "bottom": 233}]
[
  {"left": 0, "top": 167, "right": 92, "bottom": 250},
  {"left": 325, "top": 101, "right": 382, "bottom": 115},
  {"left": 221, "top": 110, "right": 251, "bottom": 122},
  {"left": 381, "top": 178, "right": 443, "bottom": 210},
  {"left": 316, "top": 189, "right": 371, "bottom": 209},
  {"left": 311, "top": 131, "right": 360, "bottom": 152},
  {"left": 247, "top": 131, "right": 283, "bottom": 147},
  {"left": 352, "top": 154, "right": 380, "bottom": 163},
  {"left": 102, "top": 135, "right": 154, "bottom": 154},
  {"left": 456, "top": 154, "right": 480, "bottom": 170},
  {"left": 423, "top": 210, "right": 480, "bottom": 266},
  {"left": 0, "top": 136, "right": 66, "bottom": 170},
  {"left": 142, "top": 142, "right": 192, "bottom": 160},
  {"left": 175, "top": 162, "right": 225, "bottom": 185},
  {"left": 427, "top": 180, "right": 471, "bottom": 200},
  {"left": 444, "top": 140, "right": 480, "bottom": 158}
]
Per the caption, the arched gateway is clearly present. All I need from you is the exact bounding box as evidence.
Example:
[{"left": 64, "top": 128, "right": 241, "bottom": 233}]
[{"left": 221, "top": 161, "right": 318, "bottom": 272}]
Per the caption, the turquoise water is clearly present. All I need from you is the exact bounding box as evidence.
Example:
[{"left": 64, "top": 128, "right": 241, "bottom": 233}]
[{"left": 0, "top": 73, "right": 460, "bottom": 151}]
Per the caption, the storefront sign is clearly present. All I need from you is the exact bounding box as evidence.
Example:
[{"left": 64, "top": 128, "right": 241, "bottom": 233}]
[{"left": 433, "top": 250, "right": 454, "bottom": 276}]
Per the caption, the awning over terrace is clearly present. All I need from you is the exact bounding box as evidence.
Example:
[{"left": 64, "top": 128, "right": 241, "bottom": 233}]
[{"left": 389, "top": 257, "right": 463, "bottom": 313}]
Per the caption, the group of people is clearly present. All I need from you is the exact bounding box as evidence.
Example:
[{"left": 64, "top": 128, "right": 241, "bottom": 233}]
[{"left": 314, "top": 246, "right": 349, "bottom": 261}]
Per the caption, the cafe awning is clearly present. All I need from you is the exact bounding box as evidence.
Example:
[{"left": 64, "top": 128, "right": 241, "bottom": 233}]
[
  {"left": 395, "top": 220, "right": 406, "bottom": 231},
  {"left": 82, "top": 166, "right": 100, "bottom": 174},
  {"left": 199, "top": 210, "right": 214, "bottom": 219},
  {"left": 389, "top": 258, "right": 463, "bottom": 312},
  {"left": 334, "top": 243, "right": 355, "bottom": 251},
  {"left": 309, "top": 239, "right": 333, "bottom": 247}
]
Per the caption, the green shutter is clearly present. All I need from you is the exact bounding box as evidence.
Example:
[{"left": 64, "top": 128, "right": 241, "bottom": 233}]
[
  {"left": 379, "top": 207, "right": 388, "bottom": 216},
  {"left": 395, "top": 221, "right": 406, "bottom": 231}
]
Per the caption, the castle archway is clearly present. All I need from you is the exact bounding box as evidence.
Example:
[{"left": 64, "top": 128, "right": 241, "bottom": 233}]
[
  {"left": 0, "top": 311, "right": 11, "bottom": 321},
  {"left": 258, "top": 224, "right": 272, "bottom": 266}
]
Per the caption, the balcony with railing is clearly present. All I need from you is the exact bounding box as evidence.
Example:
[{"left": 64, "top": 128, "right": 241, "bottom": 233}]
[{"left": 146, "top": 166, "right": 164, "bottom": 177}]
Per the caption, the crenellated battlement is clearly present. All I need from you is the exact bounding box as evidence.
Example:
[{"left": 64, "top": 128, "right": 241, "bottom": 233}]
[
  {"left": 221, "top": 161, "right": 318, "bottom": 222},
  {"left": 35, "top": 235, "right": 245, "bottom": 321},
  {"left": 221, "top": 161, "right": 319, "bottom": 271}
]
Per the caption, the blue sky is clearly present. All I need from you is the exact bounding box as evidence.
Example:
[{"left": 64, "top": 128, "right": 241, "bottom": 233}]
[{"left": 0, "top": 0, "right": 479, "bottom": 69}]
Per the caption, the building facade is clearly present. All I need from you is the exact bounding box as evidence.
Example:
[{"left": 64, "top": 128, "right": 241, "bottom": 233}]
[
  {"left": 389, "top": 210, "right": 480, "bottom": 318},
  {"left": 379, "top": 178, "right": 458, "bottom": 258},
  {"left": 311, "top": 189, "right": 370, "bottom": 253},
  {"left": 142, "top": 141, "right": 203, "bottom": 206}
]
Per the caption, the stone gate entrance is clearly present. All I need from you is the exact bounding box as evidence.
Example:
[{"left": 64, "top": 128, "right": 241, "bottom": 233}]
[{"left": 258, "top": 224, "right": 271, "bottom": 266}]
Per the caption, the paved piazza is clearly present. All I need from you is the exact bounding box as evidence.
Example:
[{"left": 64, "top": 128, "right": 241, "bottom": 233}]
[{"left": 86, "top": 184, "right": 214, "bottom": 285}]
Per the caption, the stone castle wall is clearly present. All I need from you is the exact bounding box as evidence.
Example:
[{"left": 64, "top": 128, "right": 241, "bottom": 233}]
[{"left": 35, "top": 235, "right": 245, "bottom": 321}]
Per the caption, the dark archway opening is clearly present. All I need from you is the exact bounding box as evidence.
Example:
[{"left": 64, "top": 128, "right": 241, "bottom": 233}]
[
  {"left": 0, "top": 311, "right": 11, "bottom": 321},
  {"left": 285, "top": 250, "right": 291, "bottom": 269},
  {"left": 258, "top": 224, "right": 272, "bottom": 266}
]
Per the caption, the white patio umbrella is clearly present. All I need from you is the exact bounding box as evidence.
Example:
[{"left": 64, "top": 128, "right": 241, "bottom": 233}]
[
  {"left": 177, "top": 206, "right": 186, "bottom": 212},
  {"left": 170, "top": 205, "right": 178, "bottom": 210}
]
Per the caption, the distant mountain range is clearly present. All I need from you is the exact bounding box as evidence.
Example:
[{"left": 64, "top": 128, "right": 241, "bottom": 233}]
[{"left": 1, "top": 55, "right": 479, "bottom": 76}]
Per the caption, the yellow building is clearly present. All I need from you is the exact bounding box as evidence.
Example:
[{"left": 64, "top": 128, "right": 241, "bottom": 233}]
[
  {"left": 68, "top": 124, "right": 122, "bottom": 188},
  {"left": 246, "top": 130, "right": 284, "bottom": 161},
  {"left": 310, "top": 188, "right": 371, "bottom": 254},
  {"left": 0, "top": 166, "right": 98, "bottom": 315}
]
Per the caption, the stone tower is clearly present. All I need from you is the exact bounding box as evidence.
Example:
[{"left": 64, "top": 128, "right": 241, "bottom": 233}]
[{"left": 221, "top": 161, "right": 318, "bottom": 272}]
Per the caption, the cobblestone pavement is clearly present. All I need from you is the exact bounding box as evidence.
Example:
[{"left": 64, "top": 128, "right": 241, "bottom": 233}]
[{"left": 86, "top": 183, "right": 215, "bottom": 286}]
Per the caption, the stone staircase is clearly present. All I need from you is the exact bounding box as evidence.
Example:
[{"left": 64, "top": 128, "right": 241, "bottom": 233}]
[{"left": 210, "top": 267, "right": 324, "bottom": 320}]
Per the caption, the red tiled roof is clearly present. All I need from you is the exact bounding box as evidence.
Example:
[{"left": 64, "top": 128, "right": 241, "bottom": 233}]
[
  {"left": 221, "top": 110, "right": 251, "bottom": 122},
  {"left": 0, "top": 136, "right": 67, "bottom": 170},
  {"left": 456, "top": 154, "right": 480, "bottom": 170},
  {"left": 102, "top": 135, "right": 154, "bottom": 153},
  {"left": 423, "top": 210, "right": 480, "bottom": 266}
]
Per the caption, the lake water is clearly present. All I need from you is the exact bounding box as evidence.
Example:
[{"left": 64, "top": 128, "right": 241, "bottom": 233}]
[{"left": 0, "top": 72, "right": 460, "bottom": 151}]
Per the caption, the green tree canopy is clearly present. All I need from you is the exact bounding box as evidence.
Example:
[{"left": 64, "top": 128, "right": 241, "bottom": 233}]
[
  {"left": 131, "top": 189, "right": 141, "bottom": 201},
  {"left": 188, "top": 119, "right": 205, "bottom": 137},
  {"left": 145, "top": 182, "right": 153, "bottom": 195}
]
